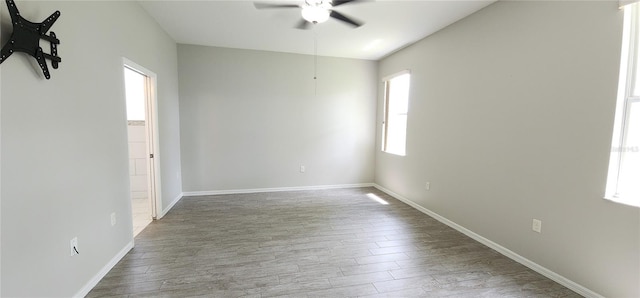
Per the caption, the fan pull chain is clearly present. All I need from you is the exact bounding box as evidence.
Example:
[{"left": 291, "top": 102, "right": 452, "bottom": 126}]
[{"left": 313, "top": 27, "right": 318, "bottom": 96}]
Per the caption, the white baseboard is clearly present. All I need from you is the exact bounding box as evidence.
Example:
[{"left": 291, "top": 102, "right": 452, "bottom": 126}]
[
  {"left": 74, "top": 241, "right": 134, "bottom": 298},
  {"left": 74, "top": 192, "right": 183, "bottom": 296},
  {"left": 182, "top": 183, "right": 375, "bottom": 197},
  {"left": 158, "top": 192, "right": 184, "bottom": 219},
  {"left": 373, "top": 184, "right": 603, "bottom": 298}
]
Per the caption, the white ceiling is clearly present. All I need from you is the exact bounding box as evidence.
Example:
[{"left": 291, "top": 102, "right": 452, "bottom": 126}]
[{"left": 139, "top": 0, "right": 495, "bottom": 61}]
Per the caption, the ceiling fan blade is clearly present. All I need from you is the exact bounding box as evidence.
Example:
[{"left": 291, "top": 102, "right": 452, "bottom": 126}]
[
  {"left": 331, "top": 0, "right": 369, "bottom": 7},
  {"left": 295, "top": 19, "right": 311, "bottom": 30},
  {"left": 254, "top": 2, "right": 300, "bottom": 9},
  {"left": 329, "top": 10, "right": 363, "bottom": 27}
]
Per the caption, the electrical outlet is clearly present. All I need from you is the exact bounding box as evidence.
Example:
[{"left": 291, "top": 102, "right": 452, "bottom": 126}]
[
  {"left": 70, "top": 237, "right": 79, "bottom": 256},
  {"left": 300, "top": 165, "right": 306, "bottom": 173},
  {"left": 111, "top": 212, "right": 116, "bottom": 226},
  {"left": 425, "top": 182, "right": 431, "bottom": 190},
  {"left": 532, "top": 219, "right": 542, "bottom": 233}
]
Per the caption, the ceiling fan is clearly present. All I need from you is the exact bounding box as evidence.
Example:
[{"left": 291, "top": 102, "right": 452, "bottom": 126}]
[{"left": 254, "top": 0, "right": 366, "bottom": 30}]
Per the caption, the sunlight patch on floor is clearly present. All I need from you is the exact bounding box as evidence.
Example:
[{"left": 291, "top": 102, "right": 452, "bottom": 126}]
[{"left": 367, "top": 193, "right": 389, "bottom": 205}]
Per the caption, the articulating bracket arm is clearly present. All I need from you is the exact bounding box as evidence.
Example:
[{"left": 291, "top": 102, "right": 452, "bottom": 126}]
[{"left": 0, "top": 0, "right": 61, "bottom": 79}]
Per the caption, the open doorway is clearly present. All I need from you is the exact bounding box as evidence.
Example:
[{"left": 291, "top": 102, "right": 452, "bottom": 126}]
[{"left": 123, "top": 59, "right": 159, "bottom": 237}]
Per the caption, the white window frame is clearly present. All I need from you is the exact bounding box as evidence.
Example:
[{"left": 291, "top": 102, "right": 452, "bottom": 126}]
[
  {"left": 381, "top": 70, "right": 411, "bottom": 156},
  {"left": 605, "top": 3, "right": 640, "bottom": 207}
]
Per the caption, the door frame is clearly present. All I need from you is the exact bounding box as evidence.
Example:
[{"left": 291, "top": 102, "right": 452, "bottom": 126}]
[{"left": 122, "top": 57, "right": 162, "bottom": 220}]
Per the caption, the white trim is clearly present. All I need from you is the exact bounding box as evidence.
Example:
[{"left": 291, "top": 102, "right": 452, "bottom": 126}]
[
  {"left": 158, "top": 192, "right": 184, "bottom": 218},
  {"left": 373, "top": 184, "right": 604, "bottom": 298},
  {"left": 605, "top": 6, "right": 631, "bottom": 200},
  {"left": 122, "top": 57, "right": 163, "bottom": 220},
  {"left": 381, "top": 69, "right": 411, "bottom": 83},
  {"left": 73, "top": 241, "right": 134, "bottom": 298},
  {"left": 183, "top": 183, "right": 375, "bottom": 197},
  {"left": 620, "top": 0, "right": 639, "bottom": 9}
]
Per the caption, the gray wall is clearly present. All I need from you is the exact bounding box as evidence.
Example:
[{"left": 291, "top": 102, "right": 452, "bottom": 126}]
[
  {"left": 0, "top": 1, "right": 181, "bottom": 296},
  {"left": 375, "top": 1, "right": 639, "bottom": 297},
  {"left": 178, "top": 45, "right": 377, "bottom": 192}
]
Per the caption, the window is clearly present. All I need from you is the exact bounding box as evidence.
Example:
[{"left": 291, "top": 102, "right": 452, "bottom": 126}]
[
  {"left": 606, "top": 3, "right": 640, "bottom": 207},
  {"left": 124, "top": 67, "right": 147, "bottom": 121},
  {"left": 382, "top": 71, "right": 411, "bottom": 156}
]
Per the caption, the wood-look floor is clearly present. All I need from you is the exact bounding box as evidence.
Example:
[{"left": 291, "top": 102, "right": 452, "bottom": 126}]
[{"left": 88, "top": 187, "right": 581, "bottom": 298}]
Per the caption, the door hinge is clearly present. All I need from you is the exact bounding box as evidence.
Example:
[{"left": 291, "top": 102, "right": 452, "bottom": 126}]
[{"left": 149, "top": 154, "right": 154, "bottom": 158}]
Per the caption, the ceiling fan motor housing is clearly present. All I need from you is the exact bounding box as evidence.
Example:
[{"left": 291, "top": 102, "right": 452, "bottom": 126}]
[{"left": 302, "top": 7, "right": 330, "bottom": 23}]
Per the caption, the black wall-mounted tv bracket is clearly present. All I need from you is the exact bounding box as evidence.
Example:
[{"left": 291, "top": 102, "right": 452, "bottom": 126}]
[{"left": 0, "top": 0, "right": 61, "bottom": 79}]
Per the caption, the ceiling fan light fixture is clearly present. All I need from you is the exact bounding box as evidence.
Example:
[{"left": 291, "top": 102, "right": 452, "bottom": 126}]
[{"left": 301, "top": 6, "right": 330, "bottom": 24}]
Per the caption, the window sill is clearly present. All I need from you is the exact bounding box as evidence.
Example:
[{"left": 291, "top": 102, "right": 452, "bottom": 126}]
[
  {"left": 604, "top": 196, "right": 640, "bottom": 208},
  {"left": 382, "top": 151, "right": 406, "bottom": 157}
]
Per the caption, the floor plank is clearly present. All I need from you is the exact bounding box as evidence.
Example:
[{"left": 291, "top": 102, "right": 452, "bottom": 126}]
[{"left": 87, "top": 187, "right": 581, "bottom": 297}]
